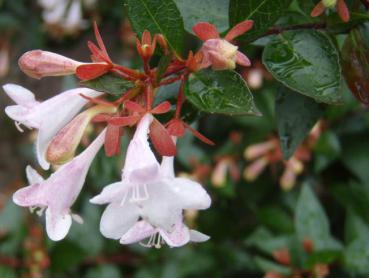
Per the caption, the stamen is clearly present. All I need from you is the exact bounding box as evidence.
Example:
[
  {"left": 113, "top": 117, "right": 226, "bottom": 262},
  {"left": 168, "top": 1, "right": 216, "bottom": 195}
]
[
  {"left": 15, "top": 121, "right": 24, "bottom": 132},
  {"left": 154, "top": 234, "right": 162, "bottom": 249},
  {"left": 139, "top": 233, "right": 156, "bottom": 248},
  {"left": 129, "top": 184, "right": 149, "bottom": 203}
]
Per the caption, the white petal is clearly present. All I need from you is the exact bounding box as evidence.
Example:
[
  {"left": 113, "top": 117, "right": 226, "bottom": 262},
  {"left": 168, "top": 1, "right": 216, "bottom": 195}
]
[
  {"left": 63, "top": 0, "right": 82, "bottom": 29},
  {"left": 38, "top": 0, "right": 60, "bottom": 9},
  {"left": 100, "top": 203, "right": 139, "bottom": 240},
  {"left": 171, "top": 177, "right": 211, "bottom": 210},
  {"left": 160, "top": 222, "right": 190, "bottom": 247},
  {"left": 120, "top": 220, "right": 155, "bottom": 245},
  {"left": 4, "top": 105, "right": 38, "bottom": 128},
  {"left": 160, "top": 156, "right": 175, "bottom": 179},
  {"left": 189, "top": 230, "right": 210, "bottom": 242},
  {"left": 13, "top": 183, "right": 45, "bottom": 207},
  {"left": 3, "top": 84, "right": 36, "bottom": 106},
  {"left": 26, "top": 165, "right": 44, "bottom": 184},
  {"left": 90, "top": 182, "right": 126, "bottom": 204},
  {"left": 45, "top": 208, "right": 72, "bottom": 241},
  {"left": 42, "top": 0, "right": 68, "bottom": 24}
]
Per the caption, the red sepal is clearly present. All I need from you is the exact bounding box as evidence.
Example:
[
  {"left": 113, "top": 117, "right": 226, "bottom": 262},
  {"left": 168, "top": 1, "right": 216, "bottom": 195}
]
[
  {"left": 124, "top": 101, "right": 146, "bottom": 113},
  {"left": 109, "top": 115, "right": 140, "bottom": 126},
  {"left": 76, "top": 64, "right": 111, "bottom": 80},
  {"left": 149, "top": 118, "right": 176, "bottom": 156},
  {"left": 104, "top": 124, "right": 122, "bottom": 157},
  {"left": 311, "top": 1, "right": 326, "bottom": 17},
  {"left": 337, "top": 0, "right": 350, "bottom": 22},
  {"left": 184, "top": 123, "right": 215, "bottom": 146},
  {"left": 93, "top": 21, "right": 111, "bottom": 62},
  {"left": 92, "top": 114, "right": 111, "bottom": 123},
  {"left": 167, "top": 119, "right": 185, "bottom": 137},
  {"left": 151, "top": 101, "right": 171, "bottom": 114},
  {"left": 224, "top": 20, "right": 254, "bottom": 41},
  {"left": 192, "top": 22, "right": 220, "bottom": 41},
  {"left": 79, "top": 94, "right": 115, "bottom": 106}
]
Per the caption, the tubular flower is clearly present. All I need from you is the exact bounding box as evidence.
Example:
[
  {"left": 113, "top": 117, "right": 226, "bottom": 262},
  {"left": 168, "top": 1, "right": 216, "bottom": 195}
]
[
  {"left": 192, "top": 20, "right": 253, "bottom": 70},
  {"left": 91, "top": 115, "right": 211, "bottom": 247},
  {"left": 13, "top": 129, "right": 106, "bottom": 241},
  {"left": 311, "top": 0, "right": 349, "bottom": 22},
  {"left": 3, "top": 84, "right": 103, "bottom": 170}
]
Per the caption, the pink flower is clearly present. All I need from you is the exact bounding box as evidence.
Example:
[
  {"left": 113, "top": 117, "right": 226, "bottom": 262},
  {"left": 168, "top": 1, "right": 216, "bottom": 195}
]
[
  {"left": 13, "top": 129, "right": 106, "bottom": 241},
  {"left": 311, "top": 0, "right": 349, "bottom": 22},
  {"left": 3, "top": 84, "right": 103, "bottom": 170},
  {"left": 193, "top": 20, "right": 253, "bottom": 70}
]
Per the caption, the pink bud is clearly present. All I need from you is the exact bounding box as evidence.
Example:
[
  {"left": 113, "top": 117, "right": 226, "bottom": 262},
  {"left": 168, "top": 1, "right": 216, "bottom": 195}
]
[
  {"left": 243, "top": 157, "right": 269, "bottom": 181},
  {"left": 202, "top": 39, "right": 238, "bottom": 70},
  {"left": 211, "top": 160, "right": 229, "bottom": 187},
  {"left": 244, "top": 141, "right": 276, "bottom": 160},
  {"left": 46, "top": 105, "right": 116, "bottom": 165},
  {"left": 18, "top": 50, "right": 83, "bottom": 79}
]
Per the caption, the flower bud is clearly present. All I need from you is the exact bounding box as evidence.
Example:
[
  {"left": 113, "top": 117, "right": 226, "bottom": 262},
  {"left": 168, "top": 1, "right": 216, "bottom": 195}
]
[
  {"left": 46, "top": 105, "right": 116, "bottom": 165},
  {"left": 244, "top": 141, "right": 276, "bottom": 160},
  {"left": 202, "top": 39, "right": 238, "bottom": 70},
  {"left": 18, "top": 50, "right": 83, "bottom": 79},
  {"left": 211, "top": 160, "right": 229, "bottom": 187},
  {"left": 322, "top": 0, "right": 337, "bottom": 8},
  {"left": 243, "top": 157, "right": 269, "bottom": 181}
]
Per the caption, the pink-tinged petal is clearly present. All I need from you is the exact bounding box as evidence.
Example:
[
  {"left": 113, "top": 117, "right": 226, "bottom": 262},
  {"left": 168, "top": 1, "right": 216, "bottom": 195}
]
[
  {"left": 90, "top": 182, "right": 126, "bottom": 204},
  {"left": 189, "top": 230, "right": 210, "bottom": 242},
  {"left": 160, "top": 156, "right": 175, "bottom": 179},
  {"left": 3, "top": 84, "right": 36, "bottom": 106},
  {"left": 4, "top": 105, "right": 38, "bottom": 128},
  {"left": 171, "top": 177, "right": 211, "bottom": 210},
  {"left": 337, "top": 0, "right": 350, "bottom": 22},
  {"left": 159, "top": 222, "right": 190, "bottom": 247},
  {"left": 26, "top": 165, "right": 44, "bottom": 184},
  {"left": 224, "top": 20, "right": 254, "bottom": 41},
  {"left": 192, "top": 22, "right": 220, "bottom": 41},
  {"left": 208, "top": 50, "right": 236, "bottom": 70},
  {"left": 123, "top": 114, "right": 161, "bottom": 183},
  {"left": 236, "top": 51, "right": 251, "bottom": 67},
  {"left": 311, "top": 1, "right": 326, "bottom": 17},
  {"left": 45, "top": 209, "right": 72, "bottom": 241},
  {"left": 100, "top": 203, "right": 140, "bottom": 240},
  {"left": 120, "top": 221, "right": 156, "bottom": 244},
  {"left": 13, "top": 183, "right": 45, "bottom": 207}
]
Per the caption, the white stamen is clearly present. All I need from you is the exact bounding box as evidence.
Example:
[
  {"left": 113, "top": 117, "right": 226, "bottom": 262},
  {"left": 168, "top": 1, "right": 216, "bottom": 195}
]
[
  {"left": 15, "top": 121, "right": 24, "bottom": 132},
  {"left": 129, "top": 184, "right": 149, "bottom": 203}
]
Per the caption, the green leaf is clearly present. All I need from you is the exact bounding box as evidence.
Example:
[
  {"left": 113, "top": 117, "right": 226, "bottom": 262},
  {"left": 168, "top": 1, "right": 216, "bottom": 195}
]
[
  {"left": 344, "top": 237, "right": 369, "bottom": 275},
  {"left": 174, "top": 0, "right": 229, "bottom": 33},
  {"left": 275, "top": 89, "right": 324, "bottom": 159},
  {"left": 156, "top": 54, "right": 172, "bottom": 83},
  {"left": 126, "top": 0, "right": 185, "bottom": 55},
  {"left": 50, "top": 241, "right": 86, "bottom": 273},
  {"left": 85, "top": 265, "right": 121, "bottom": 278},
  {"left": 81, "top": 73, "right": 134, "bottom": 95},
  {"left": 229, "top": 0, "right": 293, "bottom": 42},
  {"left": 304, "top": 250, "right": 342, "bottom": 268},
  {"left": 263, "top": 30, "right": 342, "bottom": 104},
  {"left": 254, "top": 256, "right": 292, "bottom": 276},
  {"left": 185, "top": 69, "right": 260, "bottom": 116},
  {"left": 345, "top": 210, "right": 369, "bottom": 244},
  {"left": 257, "top": 206, "right": 294, "bottom": 234},
  {"left": 342, "top": 139, "right": 369, "bottom": 184},
  {"left": 295, "top": 184, "right": 341, "bottom": 250},
  {"left": 0, "top": 267, "right": 16, "bottom": 278}
]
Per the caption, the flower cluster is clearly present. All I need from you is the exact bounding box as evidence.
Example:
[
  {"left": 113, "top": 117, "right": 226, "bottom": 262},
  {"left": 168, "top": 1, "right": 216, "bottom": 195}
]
[
  {"left": 311, "top": 0, "right": 350, "bottom": 22},
  {"left": 3, "top": 21, "right": 253, "bottom": 246}
]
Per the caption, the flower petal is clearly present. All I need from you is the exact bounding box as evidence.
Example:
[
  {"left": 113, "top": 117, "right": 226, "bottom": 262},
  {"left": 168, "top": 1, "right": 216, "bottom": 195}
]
[
  {"left": 189, "top": 230, "right": 210, "bottom": 242},
  {"left": 171, "top": 177, "right": 211, "bottom": 210},
  {"left": 90, "top": 182, "right": 126, "bottom": 204},
  {"left": 159, "top": 222, "right": 190, "bottom": 247},
  {"left": 4, "top": 105, "right": 38, "bottom": 128},
  {"left": 3, "top": 84, "right": 37, "bottom": 106},
  {"left": 236, "top": 51, "right": 251, "bottom": 67},
  {"left": 224, "top": 20, "right": 253, "bottom": 41},
  {"left": 120, "top": 220, "right": 156, "bottom": 244},
  {"left": 311, "top": 1, "right": 326, "bottom": 17},
  {"left": 13, "top": 183, "right": 45, "bottom": 207},
  {"left": 160, "top": 156, "right": 175, "bottom": 179},
  {"left": 100, "top": 203, "right": 140, "bottom": 240},
  {"left": 192, "top": 22, "right": 220, "bottom": 41},
  {"left": 26, "top": 165, "right": 44, "bottom": 184},
  {"left": 45, "top": 208, "right": 72, "bottom": 241},
  {"left": 337, "top": 0, "right": 350, "bottom": 22}
]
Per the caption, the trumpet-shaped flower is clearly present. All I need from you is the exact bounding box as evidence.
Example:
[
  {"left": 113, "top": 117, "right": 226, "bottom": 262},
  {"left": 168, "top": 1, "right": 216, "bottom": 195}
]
[
  {"left": 3, "top": 84, "right": 103, "bottom": 170},
  {"left": 91, "top": 114, "right": 211, "bottom": 246},
  {"left": 13, "top": 129, "right": 106, "bottom": 241}
]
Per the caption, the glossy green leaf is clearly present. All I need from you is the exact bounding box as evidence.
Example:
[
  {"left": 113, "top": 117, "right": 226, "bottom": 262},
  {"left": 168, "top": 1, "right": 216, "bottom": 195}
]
[
  {"left": 81, "top": 73, "right": 134, "bottom": 95},
  {"left": 345, "top": 210, "right": 369, "bottom": 244},
  {"left": 295, "top": 185, "right": 341, "bottom": 250},
  {"left": 263, "top": 30, "right": 342, "bottom": 104},
  {"left": 185, "top": 69, "right": 260, "bottom": 116},
  {"left": 229, "top": 0, "right": 293, "bottom": 41},
  {"left": 344, "top": 238, "right": 369, "bottom": 275},
  {"left": 174, "top": 0, "right": 229, "bottom": 33},
  {"left": 126, "top": 0, "right": 185, "bottom": 55},
  {"left": 276, "top": 89, "right": 324, "bottom": 159},
  {"left": 156, "top": 54, "right": 172, "bottom": 83}
]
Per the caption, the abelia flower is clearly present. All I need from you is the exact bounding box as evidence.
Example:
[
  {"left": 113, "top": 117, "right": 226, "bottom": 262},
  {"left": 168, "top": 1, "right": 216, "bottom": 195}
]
[
  {"left": 13, "top": 129, "right": 106, "bottom": 241},
  {"left": 311, "top": 0, "right": 349, "bottom": 22},
  {"left": 192, "top": 20, "right": 253, "bottom": 70},
  {"left": 3, "top": 84, "right": 103, "bottom": 170}
]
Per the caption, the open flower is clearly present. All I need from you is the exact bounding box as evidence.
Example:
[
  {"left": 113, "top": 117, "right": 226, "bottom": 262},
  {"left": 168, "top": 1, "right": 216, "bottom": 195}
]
[
  {"left": 13, "top": 129, "right": 106, "bottom": 241},
  {"left": 91, "top": 115, "right": 211, "bottom": 247},
  {"left": 192, "top": 20, "right": 253, "bottom": 70},
  {"left": 311, "top": 0, "right": 349, "bottom": 22},
  {"left": 3, "top": 84, "right": 103, "bottom": 170}
]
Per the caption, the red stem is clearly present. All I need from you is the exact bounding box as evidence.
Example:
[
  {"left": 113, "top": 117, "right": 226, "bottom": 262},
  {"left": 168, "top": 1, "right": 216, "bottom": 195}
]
[
  {"left": 159, "top": 75, "right": 182, "bottom": 86},
  {"left": 175, "top": 75, "right": 187, "bottom": 119}
]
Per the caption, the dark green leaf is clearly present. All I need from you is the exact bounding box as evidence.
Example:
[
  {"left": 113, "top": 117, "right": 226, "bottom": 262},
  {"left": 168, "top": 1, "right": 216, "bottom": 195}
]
[
  {"left": 126, "top": 0, "right": 185, "bottom": 55},
  {"left": 344, "top": 237, "right": 369, "bottom": 275},
  {"left": 174, "top": 0, "right": 229, "bottom": 33},
  {"left": 295, "top": 184, "right": 342, "bottom": 250},
  {"left": 156, "top": 54, "right": 172, "bottom": 83},
  {"left": 257, "top": 206, "right": 294, "bottom": 234},
  {"left": 275, "top": 89, "right": 323, "bottom": 159},
  {"left": 50, "top": 241, "right": 87, "bottom": 273},
  {"left": 263, "top": 30, "right": 342, "bottom": 104},
  {"left": 342, "top": 139, "right": 369, "bottom": 184},
  {"left": 185, "top": 69, "right": 260, "bottom": 116},
  {"left": 229, "top": 0, "right": 293, "bottom": 42},
  {"left": 80, "top": 73, "right": 134, "bottom": 95},
  {"left": 85, "top": 265, "right": 121, "bottom": 278},
  {"left": 254, "top": 256, "right": 292, "bottom": 276},
  {"left": 345, "top": 210, "right": 369, "bottom": 244},
  {"left": 304, "top": 250, "right": 342, "bottom": 268}
]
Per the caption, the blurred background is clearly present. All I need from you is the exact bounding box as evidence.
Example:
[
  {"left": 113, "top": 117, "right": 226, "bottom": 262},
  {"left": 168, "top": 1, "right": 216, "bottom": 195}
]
[{"left": 1, "top": 0, "right": 369, "bottom": 277}]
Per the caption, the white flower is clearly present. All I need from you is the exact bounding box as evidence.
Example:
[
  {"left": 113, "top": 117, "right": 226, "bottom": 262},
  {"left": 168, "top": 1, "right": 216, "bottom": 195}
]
[
  {"left": 13, "top": 129, "right": 106, "bottom": 241},
  {"left": 3, "top": 84, "right": 103, "bottom": 170},
  {"left": 91, "top": 114, "right": 211, "bottom": 247}
]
